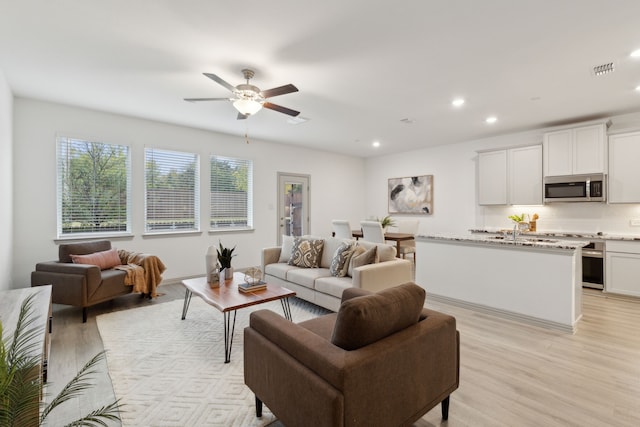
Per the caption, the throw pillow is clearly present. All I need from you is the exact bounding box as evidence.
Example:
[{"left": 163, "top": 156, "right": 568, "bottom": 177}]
[
  {"left": 329, "top": 241, "right": 356, "bottom": 277},
  {"left": 70, "top": 248, "right": 122, "bottom": 270},
  {"left": 348, "top": 245, "right": 377, "bottom": 276},
  {"left": 279, "top": 234, "right": 295, "bottom": 263},
  {"left": 288, "top": 238, "right": 325, "bottom": 268},
  {"left": 346, "top": 245, "right": 366, "bottom": 277},
  {"left": 331, "top": 282, "right": 426, "bottom": 351}
]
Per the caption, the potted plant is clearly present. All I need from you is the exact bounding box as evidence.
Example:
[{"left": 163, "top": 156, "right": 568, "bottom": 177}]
[
  {"left": 217, "top": 241, "right": 236, "bottom": 280},
  {"left": 377, "top": 215, "right": 396, "bottom": 232},
  {"left": 0, "top": 294, "right": 121, "bottom": 427}
]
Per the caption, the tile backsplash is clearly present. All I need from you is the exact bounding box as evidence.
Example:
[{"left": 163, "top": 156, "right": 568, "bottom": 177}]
[{"left": 479, "top": 203, "right": 640, "bottom": 235}]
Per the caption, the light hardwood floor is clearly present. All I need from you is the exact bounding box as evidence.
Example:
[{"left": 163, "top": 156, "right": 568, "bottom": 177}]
[{"left": 43, "top": 285, "right": 640, "bottom": 427}]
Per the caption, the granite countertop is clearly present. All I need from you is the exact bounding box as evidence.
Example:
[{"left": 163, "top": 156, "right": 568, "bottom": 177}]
[
  {"left": 417, "top": 233, "right": 588, "bottom": 250},
  {"left": 469, "top": 228, "right": 640, "bottom": 241}
]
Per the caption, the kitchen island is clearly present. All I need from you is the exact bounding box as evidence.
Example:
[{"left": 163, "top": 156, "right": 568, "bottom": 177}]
[{"left": 415, "top": 233, "right": 588, "bottom": 332}]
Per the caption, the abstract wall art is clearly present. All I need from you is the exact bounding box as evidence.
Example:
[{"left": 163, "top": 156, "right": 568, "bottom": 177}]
[{"left": 388, "top": 175, "right": 433, "bottom": 214}]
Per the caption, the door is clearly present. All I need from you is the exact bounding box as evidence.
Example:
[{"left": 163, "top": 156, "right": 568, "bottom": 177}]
[{"left": 277, "top": 173, "right": 310, "bottom": 244}]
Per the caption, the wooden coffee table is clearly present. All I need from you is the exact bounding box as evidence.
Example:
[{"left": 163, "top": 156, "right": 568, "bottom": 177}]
[{"left": 181, "top": 272, "right": 296, "bottom": 363}]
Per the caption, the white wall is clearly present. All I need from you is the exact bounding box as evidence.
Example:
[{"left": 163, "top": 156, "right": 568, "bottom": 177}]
[
  {"left": 12, "top": 98, "right": 366, "bottom": 287},
  {"left": 0, "top": 69, "right": 13, "bottom": 290},
  {"left": 365, "top": 118, "right": 640, "bottom": 237}
]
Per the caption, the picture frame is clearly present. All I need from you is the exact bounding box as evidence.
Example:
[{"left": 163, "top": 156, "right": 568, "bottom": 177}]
[{"left": 388, "top": 175, "right": 433, "bottom": 214}]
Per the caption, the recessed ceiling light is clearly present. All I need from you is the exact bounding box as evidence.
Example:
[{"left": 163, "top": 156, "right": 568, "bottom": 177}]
[
  {"left": 372, "top": 141, "right": 380, "bottom": 148},
  {"left": 630, "top": 49, "right": 640, "bottom": 58},
  {"left": 452, "top": 98, "right": 465, "bottom": 107},
  {"left": 635, "top": 85, "right": 640, "bottom": 92},
  {"left": 485, "top": 116, "right": 497, "bottom": 124}
]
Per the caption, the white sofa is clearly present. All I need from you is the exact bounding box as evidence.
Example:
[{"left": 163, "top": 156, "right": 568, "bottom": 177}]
[{"left": 261, "top": 236, "right": 413, "bottom": 311}]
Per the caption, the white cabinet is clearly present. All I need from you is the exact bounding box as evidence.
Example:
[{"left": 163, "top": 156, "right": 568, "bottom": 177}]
[
  {"left": 478, "top": 145, "right": 542, "bottom": 205},
  {"left": 509, "top": 145, "right": 543, "bottom": 205},
  {"left": 608, "top": 131, "right": 640, "bottom": 203},
  {"left": 606, "top": 241, "right": 640, "bottom": 297},
  {"left": 478, "top": 150, "right": 507, "bottom": 205},
  {"left": 543, "top": 123, "right": 606, "bottom": 176}
]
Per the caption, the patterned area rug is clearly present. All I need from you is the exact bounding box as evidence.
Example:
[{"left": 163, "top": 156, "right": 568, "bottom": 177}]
[{"left": 96, "top": 296, "right": 329, "bottom": 426}]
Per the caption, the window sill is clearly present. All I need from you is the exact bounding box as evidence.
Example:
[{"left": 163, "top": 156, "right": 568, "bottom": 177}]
[
  {"left": 208, "top": 228, "right": 255, "bottom": 234},
  {"left": 142, "top": 230, "right": 203, "bottom": 238},
  {"left": 55, "top": 233, "right": 134, "bottom": 243}
]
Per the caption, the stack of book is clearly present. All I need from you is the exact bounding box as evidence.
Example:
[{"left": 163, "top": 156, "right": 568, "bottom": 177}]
[{"left": 238, "top": 281, "right": 267, "bottom": 293}]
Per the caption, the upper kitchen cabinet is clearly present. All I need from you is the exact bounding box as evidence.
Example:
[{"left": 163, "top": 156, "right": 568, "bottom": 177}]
[
  {"left": 478, "top": 149, "right": 507, "bottom": 205},
  {"left": 478, "top": 144, "right": 542, "bottom": 205},
  {"left": 543, "top": 123, "right": 607, "bottom": 177},
  {"left": 608, "top": 130, "right": 640, "bottom": 203},
  {"left": 509, "top": 145, "right": 543, "bottom": 205}
]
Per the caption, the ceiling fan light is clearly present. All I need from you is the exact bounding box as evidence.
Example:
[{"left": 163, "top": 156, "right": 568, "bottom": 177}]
[{"left": 233, "top": 99, "right": 263, "bottom": 115}]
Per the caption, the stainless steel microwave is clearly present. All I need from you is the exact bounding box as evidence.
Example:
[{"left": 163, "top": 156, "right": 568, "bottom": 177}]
[{"left": 544, "top": 174, "right": 606, "bottom": 203}]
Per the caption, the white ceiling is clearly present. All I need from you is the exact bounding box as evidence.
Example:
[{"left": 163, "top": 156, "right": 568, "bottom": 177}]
[{"left": 2, "top": 0, "right": 640, "bottom": 158}]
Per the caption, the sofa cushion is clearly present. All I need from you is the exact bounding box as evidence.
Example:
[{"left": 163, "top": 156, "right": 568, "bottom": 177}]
[
  {"left": 265, "top": 262, "right": 300, "bottom": 280},
  {"left": 320, "top": 237, "right": 349, "bottom": 269},
  {"left": 70, "top": 248, "right": 122, "bottom": 270},
  {"left": 289, "top": 237, "right": 324, "bottom": 268},
  {"left": 286, "top": 267, "right": 332, "bottom": 289},
  {"left": 278, "top": 235, "right": 295, "bottom": 263},
  {"left": 315, "top": 276, "right": 354, "bottom": 299},
  {"left": 331, "top": 282, "right": 426, "bottom": 351},
  {"left": 329, "top": 241, "right": 356, "bottom": 277}
]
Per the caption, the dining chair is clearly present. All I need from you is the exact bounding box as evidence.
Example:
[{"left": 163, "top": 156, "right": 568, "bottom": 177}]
[
  {"left": 397, "top": 219, "right": 419, "bottom": 263},
  {"left": 332, "top": 220, "right": 353, "bottom": 239},
  {"left": 360, "top": 220, "right": 386, "bottom": 244}
]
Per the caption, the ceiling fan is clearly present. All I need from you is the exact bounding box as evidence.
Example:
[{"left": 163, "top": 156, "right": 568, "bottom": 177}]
[{"left": 184, "top": 69, "right": 300, "bottom": 120}]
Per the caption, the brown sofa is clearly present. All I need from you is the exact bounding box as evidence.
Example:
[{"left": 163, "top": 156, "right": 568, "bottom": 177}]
[
  {"left": 244, "top": 282, "right": 460, "bottom": 427},
  {"left": 31, "top": 240, "right": 164, "bottom": 322}
]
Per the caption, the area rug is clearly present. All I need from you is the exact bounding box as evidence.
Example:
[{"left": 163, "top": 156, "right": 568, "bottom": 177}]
[{"left": 96, "top": 296, "right": 329, "bottom": 426}]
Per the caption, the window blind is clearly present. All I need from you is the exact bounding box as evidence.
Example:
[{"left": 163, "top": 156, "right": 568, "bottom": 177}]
[
  {"left": 145, "top": 148, "right": 200, "bottom": 232},
  {"left": 56, "top": 137, "right": 131, "bottom": 237},
  {"left": 210, "top": 156, "right": 253, "bottom": 229}
]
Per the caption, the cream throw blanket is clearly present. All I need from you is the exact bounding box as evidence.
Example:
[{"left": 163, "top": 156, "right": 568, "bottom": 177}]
[{"left": 115, "top": 250, "right": 167, "bottom": 297}]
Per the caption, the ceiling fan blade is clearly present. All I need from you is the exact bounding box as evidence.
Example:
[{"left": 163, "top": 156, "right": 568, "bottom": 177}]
[
  {"left": 237, "top": 112, "right": 248, "bottom": 120},
  {"left": 184, "top": 97, "right": 230, "bottom": 102},
  {"left": 263, "top": 102, "right": 300, "bottom": 117},
  {"left": 203, "top": 73, "right": 236, "bottom": 92},
  {"left": 260, "top": 84, "right": 298, "bottom": 99}
]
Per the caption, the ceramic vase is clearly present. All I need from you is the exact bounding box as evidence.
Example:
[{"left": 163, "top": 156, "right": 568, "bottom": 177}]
[
  {"left": 205, "top": 246, "right": 217, "bottom": 283},
  {"left": 225, "top": 266, "right": 234, "bottom": 279}
]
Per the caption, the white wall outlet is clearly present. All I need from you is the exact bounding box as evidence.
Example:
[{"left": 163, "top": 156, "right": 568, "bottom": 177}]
[{"left": 630, "top": 219, "right": 640, "bottom": 227}]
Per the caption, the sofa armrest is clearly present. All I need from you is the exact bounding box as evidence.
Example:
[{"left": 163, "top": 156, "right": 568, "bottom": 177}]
[
  {"left": 261, "top": 247, "right": 282, "bottom": 271},
  {"left": 34, "top": 261, "right": 102, "bottom": 283},
  {"left": 352, "top": 258, "right": 412, "bottom": 292},
  {"left": 247, "top": 309, "right": 348, "bottom": 388}
]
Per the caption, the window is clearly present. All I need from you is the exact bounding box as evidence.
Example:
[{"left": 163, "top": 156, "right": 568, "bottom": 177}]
[
  {"left": 145, "top": 148, "right": 200, "bottom": 232},
  {"left": 210, "top": 156, "right": 253, "bottom": 230},
  {"left": 57, "top": 137, "right": 131, "bottom": 237}
]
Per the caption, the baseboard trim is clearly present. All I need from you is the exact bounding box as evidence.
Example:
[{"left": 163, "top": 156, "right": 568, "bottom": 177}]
[{"left": 427, "top": 293, "right": 577, "bottom": 334}]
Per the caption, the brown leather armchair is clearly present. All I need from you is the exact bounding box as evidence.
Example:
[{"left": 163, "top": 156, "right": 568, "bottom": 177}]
[
  {"left": 244, "top": 282, "right": 460, "bottom": 427},
  {"left": 31, "top": 240, "right": 161, "bottom": 322}
]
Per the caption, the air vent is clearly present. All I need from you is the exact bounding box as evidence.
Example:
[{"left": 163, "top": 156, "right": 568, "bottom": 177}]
[{"left": 593, "top": 62, "right": 615, "bottom": 76}]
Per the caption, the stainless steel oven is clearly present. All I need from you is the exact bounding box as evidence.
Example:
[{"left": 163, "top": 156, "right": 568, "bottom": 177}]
[{"left": 582, "top": 241, "right": 604, "bottom": 289}]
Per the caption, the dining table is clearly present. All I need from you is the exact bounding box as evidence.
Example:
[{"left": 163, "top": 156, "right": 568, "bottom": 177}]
[{"left": 349, "top": 230, "right": 415, "bottom": 255}]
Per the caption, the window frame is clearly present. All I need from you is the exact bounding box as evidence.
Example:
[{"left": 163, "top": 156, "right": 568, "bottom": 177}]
[
  {"left": 144, "top": 147, "right": 201, "bottom": 235},
  {"left": 56, "top": 136, "right": 132, "bottom": 239},
  {"left": 209, "top": 155, "right": 254, "bottom": 232}
]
